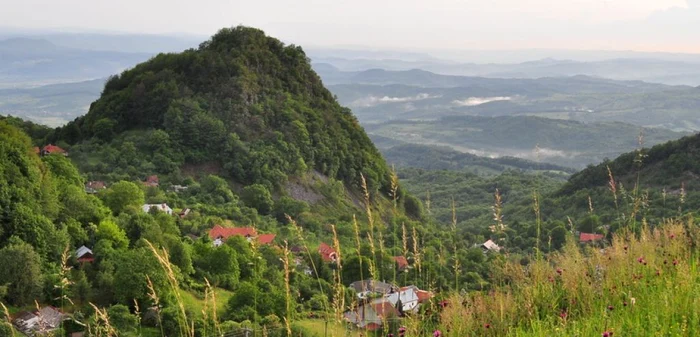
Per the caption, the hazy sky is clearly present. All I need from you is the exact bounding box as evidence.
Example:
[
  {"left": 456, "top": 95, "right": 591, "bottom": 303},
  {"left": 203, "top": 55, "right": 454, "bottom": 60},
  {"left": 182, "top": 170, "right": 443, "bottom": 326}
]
[{"left": 1, "top": 0, "right": 699, "bottom": 53}]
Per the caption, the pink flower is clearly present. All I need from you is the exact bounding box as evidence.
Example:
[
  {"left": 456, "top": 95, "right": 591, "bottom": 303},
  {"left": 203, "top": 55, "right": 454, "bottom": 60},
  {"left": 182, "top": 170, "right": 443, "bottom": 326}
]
[
  {"left": 673, "top": 260, "right": 679, "bottom": 266},
  {"left": 484, "top": 323, "right": 491, "bottom": 329},
  {"left": 607, "top": 305, "right": 614, "bottom": 311},
  {"left": 433, "top": 330, "right": 442, "bottom": 337}
]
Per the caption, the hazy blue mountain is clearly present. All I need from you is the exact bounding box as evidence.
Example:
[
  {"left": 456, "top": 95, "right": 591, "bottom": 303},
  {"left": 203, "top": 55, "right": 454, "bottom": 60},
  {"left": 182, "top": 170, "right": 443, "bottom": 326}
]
[
  {"left": 312, "top": 56, "right": 700, "bottom": 86},
  {"left": 0, "top": 37, "right": 150, "bottom": 87}
]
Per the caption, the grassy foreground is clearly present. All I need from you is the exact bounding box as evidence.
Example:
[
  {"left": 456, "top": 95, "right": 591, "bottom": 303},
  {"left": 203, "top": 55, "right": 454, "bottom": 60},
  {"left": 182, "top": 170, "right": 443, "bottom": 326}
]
[{"left": 427, "top": 220, "right": 700, "bottom": 336}]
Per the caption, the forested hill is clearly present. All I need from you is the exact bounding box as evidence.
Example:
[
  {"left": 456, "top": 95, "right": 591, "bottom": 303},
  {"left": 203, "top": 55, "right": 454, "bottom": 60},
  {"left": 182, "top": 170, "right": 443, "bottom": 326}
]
[
  {"left": 48, "top": 26, "right": 390, "bottom": 192},
  {"left": 560, "top": 131, "right": 700, "bottom": 195}
]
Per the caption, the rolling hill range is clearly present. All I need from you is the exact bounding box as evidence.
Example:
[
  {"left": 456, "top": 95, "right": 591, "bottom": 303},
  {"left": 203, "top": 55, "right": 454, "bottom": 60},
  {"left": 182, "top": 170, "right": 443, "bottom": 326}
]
[
  {"left": 320, "top": 68, "right": 700, "bottom": 131},
  {"left": 311, "top": 54, "right": 700, "bottom": 86},
  {"left": 366, "top": 115, "right": 688, "bottom": 169},
  {"left": 0, "top": 78, "right": 104, "bottom": 126},
  {"left": 0, "top": 37, "right": 150, "bottom": 88}
]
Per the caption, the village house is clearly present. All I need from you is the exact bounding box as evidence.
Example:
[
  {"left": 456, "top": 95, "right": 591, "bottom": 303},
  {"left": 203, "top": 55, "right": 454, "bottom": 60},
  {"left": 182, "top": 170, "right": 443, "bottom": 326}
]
[
  {"left": 386, "top": 286, "right": 422, "bottom": 313},
  {"left": 481, "top": 239, "right": 502, "bottom": 253},
  {"left": 393, "top": 256, "right": 409, "bottom": 271},
  {"left": 208, "top": 225, "right": 276, "bottom": 247},
  {"left": 142, "top": 175, "right": 159, "bottom": 187},
  {"left": 350, "top": 279, "right": 396, "bottom": 299},
  {"left": 170, "top": 184, "right": 189, "bottom": 192},
  {"left": 579, "top": 232, "right": 605, "bottom": 243},
  {"left": 13, "top": 306, "right": 67, "bottom": 336},
  {"left": 178, "top": 208, "right": 191, "bottom": 219},
  {"left": 142, "top": 203, "right": 173, "bottom": 215},
  {"left": 344, "top": 298, "right": 398, "bottom": 331},
  {"left": 318, "top": 242, "right": 338, "bottom": 263},
  {"left": 75, "top": 246, "right": 95, "bottom": 264},
  {"left": 85, "top": 181, "right": 107, "bottom": 194},
  {"left": 344, "top": 282, "right": 433, "bottom": 330},
  {"left": 39, "top": 144, "right": 68, "bottom": 157}
]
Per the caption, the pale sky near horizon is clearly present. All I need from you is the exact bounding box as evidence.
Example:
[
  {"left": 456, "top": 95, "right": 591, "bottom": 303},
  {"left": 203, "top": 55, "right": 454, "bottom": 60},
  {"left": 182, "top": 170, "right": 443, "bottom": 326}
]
[{"left": 1, "top": 0, "right": 699, "bottom": 53}]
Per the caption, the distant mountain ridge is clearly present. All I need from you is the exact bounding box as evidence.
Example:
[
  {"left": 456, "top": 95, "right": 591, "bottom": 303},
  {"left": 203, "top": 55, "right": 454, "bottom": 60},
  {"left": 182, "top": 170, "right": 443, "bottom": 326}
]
[{"left": 312, "top": 55, "right": 700, "bottom": 86}]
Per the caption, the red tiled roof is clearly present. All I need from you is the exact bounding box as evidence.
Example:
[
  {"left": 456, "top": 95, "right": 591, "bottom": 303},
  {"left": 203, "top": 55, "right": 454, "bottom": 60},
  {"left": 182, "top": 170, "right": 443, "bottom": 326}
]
[
  {"left": 364, "top": 323, "right": 382, "bottom": 331},
  {"left": 416, "top": 290, "right": 433, "bottom": 303},
  {"left": 393, "top": 256, "right": 409, "bottom": 269},
  {"left": 579, "top": 232, "right": 605, "bottom": 242},
  {"left": 208, "top": 225, "right": 258, "bottom": 240},
  {"left": 318, "top": 242, "right": 337, "bottom": 262},
  {"left": 42, "top": 144, "right": 66, "bottom": 154},
  {"left": 142, "top": 175, "right": 159, "bottom": 187},
  {"left": 257, "top": 234, "right": 276, "bottom": 245},
  {"left": 371, "top": 301, "right": 398, "bottom": 318}
]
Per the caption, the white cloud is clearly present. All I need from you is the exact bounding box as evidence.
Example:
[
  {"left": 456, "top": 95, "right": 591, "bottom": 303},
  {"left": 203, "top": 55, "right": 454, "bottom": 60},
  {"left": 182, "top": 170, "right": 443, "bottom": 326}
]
[
  {"left": 350, "top": 93, "right": 439, "bottom": 107},
  {"left": 452, "top": 97, "right": 512, "bottom": 107}
]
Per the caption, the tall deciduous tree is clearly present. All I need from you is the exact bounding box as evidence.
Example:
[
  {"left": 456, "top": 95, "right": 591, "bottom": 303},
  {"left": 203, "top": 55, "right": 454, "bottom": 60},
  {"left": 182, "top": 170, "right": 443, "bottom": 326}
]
[
  {"left": 0, "top": 239, "right": 43, "bottom": 305},
  {"left": 101, "top": 181, "right": 145, "bottom": 215}
]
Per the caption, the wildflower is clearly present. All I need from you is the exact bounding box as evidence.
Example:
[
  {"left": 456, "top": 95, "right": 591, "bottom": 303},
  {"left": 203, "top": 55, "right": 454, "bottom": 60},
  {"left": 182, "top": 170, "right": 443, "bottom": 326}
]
[
  {"left": 388, "top": 334, "right": 394, "bottom": 337},
  {"left": 673, "top": 260, "right": 679, "bottom": 266},
  {"left": 398, "top": 327, "right": 407, "bottom": 337},
  {"left": 433, "top": 330, "right": 442, "bottom": 337},
  {"left": 608, "top": 305, "right": 614, "bottom": 311},
  {"left": 484, "top": 323, "right": 491, "bottom": 329},
  {"left": 559, "top": 311, "right": 567, "bottom": 319},
  {"left": 602, "top": 331, "right": 614, "bottom": 337},
  {"left": 656, "top": 270, "right": 661, "bottom": 276},
  {"left": 623, "top": 301, "right": 628, "bottom": 307},
  {"left": 670, "top": 234, "right": 675, "bottom": 239},
  {"left": 556, "top": 268, "right": 563, "bottom": 275},
  {"left": 637, "top": 256, "right": 645, "bottom": 264},
  {"left": 623, "top": 245, "right": 628, "bottom": 251}
]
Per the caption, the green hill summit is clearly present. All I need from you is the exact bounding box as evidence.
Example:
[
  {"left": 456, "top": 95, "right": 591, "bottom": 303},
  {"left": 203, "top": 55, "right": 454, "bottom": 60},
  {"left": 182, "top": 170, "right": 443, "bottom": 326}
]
[{"left": 51, "top": 26, "right": 390, "bottom": 193}]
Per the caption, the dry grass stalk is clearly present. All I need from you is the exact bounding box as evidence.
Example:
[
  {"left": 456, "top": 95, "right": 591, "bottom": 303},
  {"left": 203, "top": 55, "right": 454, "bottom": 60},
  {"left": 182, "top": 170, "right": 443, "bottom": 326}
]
[
  {"left": 607, "top": 166, "right": 619, "bottom": 210},
  {"left": 491, "top": 189, "right": 505, "bottom": 234},
  {"left": 412, "top": 226, "right": 421, "bottom": 275},
  {"left": 281, "top": 241, "right": 293, "bottom": 336},
  {"left": 204, "top": 278, "right": 221, "bottom": 337},
  {"left": 145, "top": 240, "right": 194, "bottom": 337},
  {"left": 426, "top": 190, "right": 432, "bottom": 215},
  {"left": 1, "top": 302, "right": 16, "bottom": 337},
  {"left": 390, "top": 165, "right": 399, "bottom": 211},
  {"left": 588, "top": 195, "right": 594, "bottom": 214},
  {"left": 532, "top": 191, "right": 542, "bottom": 259},
  {"left": 352, "top": 215, "right": 365, "bottom": 283},
  {"left": 146, "top": 275, "right": 165, "bottom": 337},
  {"left": 451, "top": 199, "right": 461, "bottom": 290},
  {"left": 286, "top": 215, "right": 331, "bottom": 316},
  {"left": 87, "top": 303, "right": 117, "bottom": 337},
  {"left": 361, "top": 174, "right": 379, "bottom": 281},
  {"left": 55, "top": 246, "right": 75, "bottom": 309}
]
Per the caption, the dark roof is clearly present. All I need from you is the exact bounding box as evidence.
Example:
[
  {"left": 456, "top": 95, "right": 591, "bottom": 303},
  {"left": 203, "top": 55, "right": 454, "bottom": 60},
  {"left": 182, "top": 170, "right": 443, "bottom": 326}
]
[{"left": 350, "top": 279, "right": 395, "bottom": 294}]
